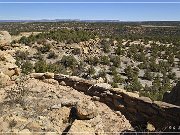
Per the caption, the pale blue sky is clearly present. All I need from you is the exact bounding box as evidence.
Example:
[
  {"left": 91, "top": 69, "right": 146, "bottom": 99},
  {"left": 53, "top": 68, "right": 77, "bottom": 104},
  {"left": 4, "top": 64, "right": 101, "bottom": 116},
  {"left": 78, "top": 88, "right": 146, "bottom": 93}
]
[{"left": 0, "top": 0, "right": 180, "bottom": 21}]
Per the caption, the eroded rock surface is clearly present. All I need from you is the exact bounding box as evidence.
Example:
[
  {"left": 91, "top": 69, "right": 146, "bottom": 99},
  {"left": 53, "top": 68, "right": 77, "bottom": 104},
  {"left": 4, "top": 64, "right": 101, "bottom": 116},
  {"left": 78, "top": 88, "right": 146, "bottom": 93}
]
[
  {"left": 0, "top": 31, "right": 11, "bottom": 45},
  {"left": 0, "top": 51, "right": 20, "bottom": 86},
  {"left": 0, "top": 77, "right": 133, "bottom": 134}
]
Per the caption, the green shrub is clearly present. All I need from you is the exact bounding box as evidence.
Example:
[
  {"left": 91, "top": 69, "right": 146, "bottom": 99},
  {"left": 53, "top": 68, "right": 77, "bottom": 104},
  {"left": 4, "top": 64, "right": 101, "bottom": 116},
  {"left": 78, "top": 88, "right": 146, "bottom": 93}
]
[
  {"left": 125, "top": 77, "right": 143, "bottom": 92},
  {"left": 19, "top": 36, "right": 30, "bottom": 45},
  {"left": 72, "top": 48, "right": 81, "bottom": 55},
  {"left": 167, "top": 71, "right": 176, "bottom": 80},
  {"left": 133, "top": 52, "right": 146, "bottom": 62},
  {"left": 47, "top": 63, "right": 66, "bottom": 74},
  {"left": 115, "top": 45, "right": 125, "bottom": 56},
  {"left": 15, "top": 51, "right": 29, "bottom": 61},
  {"left": 110, "top": 55, "right": 121, "bottom": 67},
  {"left": 34, "top": 60, "right": 47, "bottom": 73},
  {"left": 38, "top": 44, "right": 51, "bottom": 53},
  {"left": 61, "top": 55, "right": 78, "bottom": 69},
  {"left": 100, "top": 56, "right": 110, "bottom": 65},
  {"left": 113, "top": 74, "right": 124, "bottom": 84},
  {"left": 21, "top": 61, "right": 33, "bottom": 74},
  {"left": 111, "top": 82, "right": 118, "bottom": 88},
  {"left": 87, "top": 66, "right": 96, "bottom": 75},
  {"left": 47, "top": 51, "right": 58, "bottom": 59},
  {"left": 34, "top": 52, "right": 43, "bottom": 60},
  {"left": 98, "top": 70, "right": 106, "bottom": 78},
  {"left": 34, "top": 60, "right": 66, "bottom": 73},
  {"left": 86, "top": 56, "right": 99, "bottom": 66},
  {"left": 101, "top": 40, "right": 111, "bottom": 53},
  {"left": 124, "top": 66, "right": 139, "bottom": 81},
  {"left": 19, "top": 29, "right": 96, "bottom": 44},
  {"left": 109, "top": 66, "right": 117, "bottom": 75},
  {"left": 138, "top": 62, "right": 149, "bottom": 69},
  {"left": 143, "top": 69, "right": 153, "bottom": 81}
]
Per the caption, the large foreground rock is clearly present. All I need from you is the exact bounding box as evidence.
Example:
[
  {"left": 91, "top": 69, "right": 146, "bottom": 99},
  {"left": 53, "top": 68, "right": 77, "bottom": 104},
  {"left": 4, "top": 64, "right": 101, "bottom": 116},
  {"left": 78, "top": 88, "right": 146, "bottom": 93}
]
[
  {"left": 0, "top": 51, "right": 20, "bottom": 85},
  {"left": 0, "top": 31, "right": 11, "bottom": 45},
  {"left": 68, "top": 120, "right": 95, "bottom": 135},
  {"left": 77, "top": 100, "right": 98, "bottom": 120},
  {"left": 0, "top": 78, "right": 133, "bottom": 133},
  {"left": 163, "top": 82, "right": 180, "bottom": 106},
  {"left": 0, "top": 72, "right": 10, "bottom": 86}
]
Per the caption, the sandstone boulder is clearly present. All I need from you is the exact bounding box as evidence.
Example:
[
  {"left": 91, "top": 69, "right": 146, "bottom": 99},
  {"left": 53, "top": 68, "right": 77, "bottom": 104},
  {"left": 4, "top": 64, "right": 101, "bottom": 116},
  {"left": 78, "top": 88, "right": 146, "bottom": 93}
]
[
  {"left": 147, "top": 122, "right": 155, "bottom": 131},
  {"left": 77, "top": 100, "right": 98, "bottom": 120},
  {"left": 68, "top": 120, "right": 95, "bottom": 135},
  {"left": 94, "top": 83, "right": 112, "bottom": 89},
  {"left": 0, "top": 31, "right": 11, "bottom": 45},
  {"left": 0, "top": 72, "right": 10, "bottom": 86},
  {"left": 30, "top": 72, "right": 54, "bottom": 79},
  {"left": 0, "top": 51, "right": 20, "bottom": 78},
  {"left": 25, "top": 121, "right": 42, "bottom": 132},
  {"left": 0, "top": 51, "right": 16, "bottom": 63},
  {"left": 19, "top": 129, "right": 32, "bottom": 135},
  {"left": 0, "top": 121, "right": 9, "bottom": 132},
  {"left": 61, "top": 99, "right": 78, "bottom": 107}
]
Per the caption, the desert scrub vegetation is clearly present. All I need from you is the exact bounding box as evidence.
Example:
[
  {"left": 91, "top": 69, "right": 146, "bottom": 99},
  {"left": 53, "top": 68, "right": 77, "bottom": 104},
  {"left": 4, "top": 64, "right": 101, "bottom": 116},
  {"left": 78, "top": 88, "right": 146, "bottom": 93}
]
[
  {"left": 34, "top": 60, "right": 66, "bottom": 74},
  {"left": 47, "top": 51, "right": 58, "bottom": 59},
  {"left": 60, "top": 55, "right": 78, "bottom": 69},
  {"left": 18, "top": 29, "right": 96, "bottom": 44},
  {"left": 38, "top": 44, "right": 52, "bottom": 53},
  {"left": 15, "top": 51, "right": 34, "bottom": 75},
  {"left": 101, "top": 39, "right": 111, "bottom": 53},
  {"left": 125, "top": 77, "right": 143, "bottom": 92},
  {"left": 21, "top": 61, "right": 34, "bottom": 75},
  {"left": 100, "top": 55, "right": 110, "bottom": 65},
  {"left": 5, "top": 21, "right": 180, "bottom": 102},
  {"left": 110, "top": 55, "right": 121, "bottom": 67},
  {"left": 5, "top": 76, "right": 29, "bottom": 109},
  {"left": 86, "top": 56, "right": 99, "bottom": 66}
]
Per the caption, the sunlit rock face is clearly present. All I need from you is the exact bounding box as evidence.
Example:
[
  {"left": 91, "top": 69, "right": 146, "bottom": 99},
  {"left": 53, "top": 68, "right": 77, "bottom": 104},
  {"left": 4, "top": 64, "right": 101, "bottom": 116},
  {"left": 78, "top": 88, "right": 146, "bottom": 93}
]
[{"left": 0, "top": 31, "right": 11, "bottom": 45}]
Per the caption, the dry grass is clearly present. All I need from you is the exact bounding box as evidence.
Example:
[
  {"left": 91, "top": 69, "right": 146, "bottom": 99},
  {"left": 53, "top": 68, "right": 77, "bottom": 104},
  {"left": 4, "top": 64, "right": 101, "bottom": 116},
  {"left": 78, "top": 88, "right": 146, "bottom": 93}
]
[{"left": 5, "top": 76, "right": 29, "bottom": 108}]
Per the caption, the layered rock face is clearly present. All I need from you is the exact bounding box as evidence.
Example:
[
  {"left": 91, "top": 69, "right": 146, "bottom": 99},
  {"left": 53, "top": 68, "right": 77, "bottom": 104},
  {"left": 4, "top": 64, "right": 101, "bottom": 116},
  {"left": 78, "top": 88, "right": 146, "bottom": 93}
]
[
  {"left": 0, "top": 51, "right": 20, "bottom": 86},
  {"left": 163, "top": 82, "right": 180, "bottom": 106},
  {"left": 0, "top": 76, "right": 133, "bottom": 134},
  {"left": 53, "top": 73, "right": 180, "bottom": 130},
  {"left": 1, "top": 72, "right": 180, "bottom": 133},
  {"left": 0, "top": 31, "right": 11, "bottom": 45}
]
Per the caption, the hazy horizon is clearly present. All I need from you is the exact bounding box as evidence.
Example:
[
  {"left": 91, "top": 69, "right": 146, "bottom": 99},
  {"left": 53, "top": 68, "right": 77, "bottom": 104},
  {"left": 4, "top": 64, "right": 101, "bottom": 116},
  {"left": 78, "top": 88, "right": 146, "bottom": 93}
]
[{"left": 0, "top": 0, "right": 180, "bottom": 21}]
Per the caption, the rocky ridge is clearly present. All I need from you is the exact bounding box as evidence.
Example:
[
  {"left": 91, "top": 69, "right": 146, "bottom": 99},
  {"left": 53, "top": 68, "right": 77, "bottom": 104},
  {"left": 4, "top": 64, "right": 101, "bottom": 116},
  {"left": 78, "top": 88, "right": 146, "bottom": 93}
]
[
  {"left": 1, "top": 30, "right": 180, "bottom": 134},
  {"left": 0, "top": 75, "right": 133, "bottom": 134},
  {"left": 53, "top": 73, "right": 180, "bottom": 130}
]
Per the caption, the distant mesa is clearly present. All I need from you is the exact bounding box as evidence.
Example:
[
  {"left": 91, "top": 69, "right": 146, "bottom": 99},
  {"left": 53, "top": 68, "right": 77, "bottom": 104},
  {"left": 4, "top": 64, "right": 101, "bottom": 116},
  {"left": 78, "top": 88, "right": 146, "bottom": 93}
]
[{"left": 0, "top": 19, "right": 121, "bottom": 23}]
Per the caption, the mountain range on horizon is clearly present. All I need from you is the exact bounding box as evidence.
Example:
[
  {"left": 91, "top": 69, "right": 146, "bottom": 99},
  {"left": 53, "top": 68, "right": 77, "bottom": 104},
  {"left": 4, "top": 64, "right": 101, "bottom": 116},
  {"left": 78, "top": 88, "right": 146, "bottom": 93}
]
[
  {"left": 0, "top": 19, "right": 122, "bottom": 23},
  {"left": 1, "top": 19, "right": 180, "bottom": 23}
]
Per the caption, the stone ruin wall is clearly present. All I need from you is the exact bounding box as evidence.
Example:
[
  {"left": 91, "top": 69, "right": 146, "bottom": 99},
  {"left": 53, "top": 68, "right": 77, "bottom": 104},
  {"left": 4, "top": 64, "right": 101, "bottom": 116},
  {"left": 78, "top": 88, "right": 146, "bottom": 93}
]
[{"left": 31, "top": 73, "right": 180, "bottom": 130}]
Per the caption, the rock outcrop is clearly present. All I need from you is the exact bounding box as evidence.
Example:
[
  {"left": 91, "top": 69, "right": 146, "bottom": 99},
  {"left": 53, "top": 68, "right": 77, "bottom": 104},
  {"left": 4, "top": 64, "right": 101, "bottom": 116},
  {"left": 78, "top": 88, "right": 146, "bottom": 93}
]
[
  {"left": 68, "top": 120, "right": 95, "bottom": 135},
  {"left": 163, "top": 81, "right": 180, "bottom": 106},
  {"left": 0, "top": 51, "right": 20, "bottom": 86},
  {"left": 0, "top": 31, "right": 11, "bottom": 45},
  {"left": 53, "top": 73, "right": 180, "bottom": 130},
  {"left": 0, "top": 76, "right": 132, "bottom": 134},
  {"left": 0, "top": 72, "right": 10, "bottom": 86},
  {"left": 77, "top": 100, "right": 98, "bottom": 120},
  {"left": 1, "top": 71, "right": 180, "bottom": 133}
]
